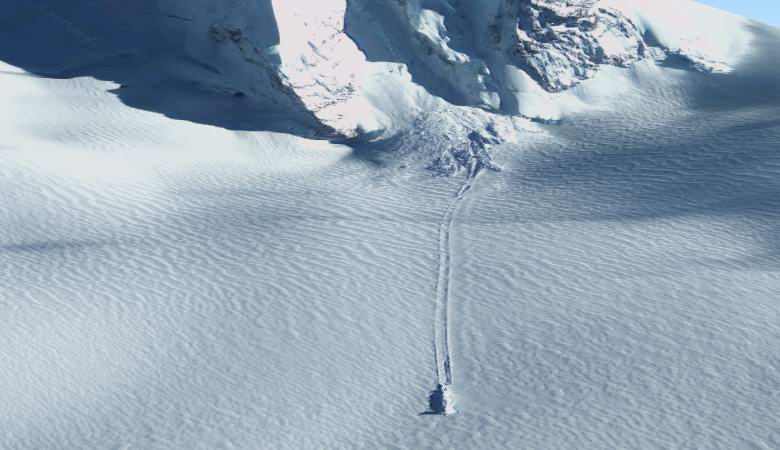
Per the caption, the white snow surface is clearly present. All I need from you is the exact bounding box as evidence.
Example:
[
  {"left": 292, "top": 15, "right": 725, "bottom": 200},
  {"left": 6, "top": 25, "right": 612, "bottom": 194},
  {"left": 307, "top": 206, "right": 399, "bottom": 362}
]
[{"left": 1, "top": 0, "right": 780, "bottom": 448}]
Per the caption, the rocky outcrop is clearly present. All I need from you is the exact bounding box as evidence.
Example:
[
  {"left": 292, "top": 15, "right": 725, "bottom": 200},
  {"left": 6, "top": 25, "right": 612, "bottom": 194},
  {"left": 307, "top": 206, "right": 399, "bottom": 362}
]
[{"left": 493, "top": 0, "right": 649, "bottom": 92}]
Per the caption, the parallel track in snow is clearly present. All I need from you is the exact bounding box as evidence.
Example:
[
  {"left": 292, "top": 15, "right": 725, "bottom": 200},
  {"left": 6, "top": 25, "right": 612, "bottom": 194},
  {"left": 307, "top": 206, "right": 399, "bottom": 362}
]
[{"left": 429, "top": 165, "right": 481, "bottom": 412}]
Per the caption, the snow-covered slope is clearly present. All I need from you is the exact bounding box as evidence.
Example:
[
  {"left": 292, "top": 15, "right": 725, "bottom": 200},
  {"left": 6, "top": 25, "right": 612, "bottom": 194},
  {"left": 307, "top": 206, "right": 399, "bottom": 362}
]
[
  {"left": 212, "top": 0, "right": 754, "bottom": 134},
  {"left": 0, "top": 0, "right": 755, "bottom": 137},
  {"left": 1, "top": 1, "right": 779, "bottom": 448}
]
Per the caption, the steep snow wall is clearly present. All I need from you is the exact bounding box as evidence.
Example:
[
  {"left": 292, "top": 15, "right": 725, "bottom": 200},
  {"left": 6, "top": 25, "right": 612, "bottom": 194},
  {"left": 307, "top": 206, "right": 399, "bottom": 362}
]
[
  {"left": 0, "top": 0, "right": 753, "bottom": 137},
  {"left": 268, "top": 0, "right": 750, "bottom": 133},
  {"left": 344, "top": 0, "right": 750, "bottom": 118}
]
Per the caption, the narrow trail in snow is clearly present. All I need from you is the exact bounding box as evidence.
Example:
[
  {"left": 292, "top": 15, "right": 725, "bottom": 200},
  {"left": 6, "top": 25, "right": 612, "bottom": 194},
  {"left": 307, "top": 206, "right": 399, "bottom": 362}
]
[{"left": 426, "top": 164, "right": 482, "bottom": 415}]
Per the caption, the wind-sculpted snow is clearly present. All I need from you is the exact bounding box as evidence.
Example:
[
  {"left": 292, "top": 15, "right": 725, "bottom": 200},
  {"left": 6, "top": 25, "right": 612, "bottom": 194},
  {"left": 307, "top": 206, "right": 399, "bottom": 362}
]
[
  {"left": 1, "top": 2, "right": 779, "bottom": 449},
  {"left": 3, "top": 27, "right": 780, "bottom": 443}
]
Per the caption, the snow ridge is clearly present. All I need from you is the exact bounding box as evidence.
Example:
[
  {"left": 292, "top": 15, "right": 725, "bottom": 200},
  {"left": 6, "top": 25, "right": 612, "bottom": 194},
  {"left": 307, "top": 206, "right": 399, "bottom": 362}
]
[{"left": 204, "top": 0, "right": 751, "bottom": 140}]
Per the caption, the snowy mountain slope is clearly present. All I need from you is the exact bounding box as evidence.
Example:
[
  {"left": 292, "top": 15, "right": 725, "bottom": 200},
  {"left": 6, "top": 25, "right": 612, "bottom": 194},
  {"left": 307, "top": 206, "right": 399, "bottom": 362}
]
[
  {"left": 0, "top": 0, "right": 755, "bottom": 138},
  {"left": 1, "top": 1, "right": 780, "bottom": 449}
]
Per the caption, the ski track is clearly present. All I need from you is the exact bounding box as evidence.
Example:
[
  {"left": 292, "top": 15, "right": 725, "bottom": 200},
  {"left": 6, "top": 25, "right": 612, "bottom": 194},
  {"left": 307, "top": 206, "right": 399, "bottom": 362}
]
[
  {"left": 432, "top": 187, "right": 456, "bottom": 388},
  {"left": 431, "top": 169, "right": 481, "bottom": 401}
]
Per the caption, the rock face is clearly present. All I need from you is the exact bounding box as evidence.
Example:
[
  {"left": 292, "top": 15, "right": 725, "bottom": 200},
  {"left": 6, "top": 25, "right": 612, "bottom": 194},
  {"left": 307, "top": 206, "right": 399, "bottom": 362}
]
[{"left": 494, "top": 0, "right": 649, "bottom": 92}]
